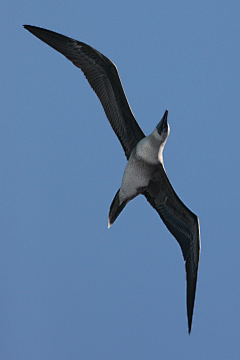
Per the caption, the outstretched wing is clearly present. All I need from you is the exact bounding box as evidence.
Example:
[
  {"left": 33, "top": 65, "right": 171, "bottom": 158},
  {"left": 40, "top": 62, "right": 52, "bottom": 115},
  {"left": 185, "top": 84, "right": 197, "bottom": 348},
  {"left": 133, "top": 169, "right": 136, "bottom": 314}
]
[
  {"left": 144, "top": 165, "right": 200, "bottom": 333},
  {"left": 24, "top": 25, "right": 145, "bottom": 159}
]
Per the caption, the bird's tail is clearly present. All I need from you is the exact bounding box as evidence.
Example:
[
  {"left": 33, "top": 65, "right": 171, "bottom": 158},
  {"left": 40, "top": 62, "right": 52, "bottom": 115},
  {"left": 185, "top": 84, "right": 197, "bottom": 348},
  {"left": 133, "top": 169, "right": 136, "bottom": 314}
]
[{"left": 108, "top": 189, "right": 128, "bottom": 228}]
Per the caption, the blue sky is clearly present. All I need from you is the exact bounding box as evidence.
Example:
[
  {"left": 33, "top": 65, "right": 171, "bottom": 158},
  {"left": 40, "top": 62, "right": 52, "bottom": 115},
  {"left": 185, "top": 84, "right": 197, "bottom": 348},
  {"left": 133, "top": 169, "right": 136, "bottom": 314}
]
[{"left": 1, "top": 1, "right": 240, "bottom": 359}]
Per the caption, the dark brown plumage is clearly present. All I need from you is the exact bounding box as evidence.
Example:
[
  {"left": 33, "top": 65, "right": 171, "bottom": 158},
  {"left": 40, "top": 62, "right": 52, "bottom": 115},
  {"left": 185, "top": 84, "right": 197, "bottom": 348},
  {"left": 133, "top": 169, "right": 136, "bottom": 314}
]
[{"left": 24, "top": 25, "right": 200, "bottom": 333}]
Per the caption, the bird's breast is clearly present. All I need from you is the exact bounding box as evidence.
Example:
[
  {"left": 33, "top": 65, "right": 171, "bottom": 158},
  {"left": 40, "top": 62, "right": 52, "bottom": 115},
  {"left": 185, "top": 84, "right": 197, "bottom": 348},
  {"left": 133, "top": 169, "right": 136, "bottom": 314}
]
[{"left": 136, "top": 134, "right": 160, "bottom": 165}]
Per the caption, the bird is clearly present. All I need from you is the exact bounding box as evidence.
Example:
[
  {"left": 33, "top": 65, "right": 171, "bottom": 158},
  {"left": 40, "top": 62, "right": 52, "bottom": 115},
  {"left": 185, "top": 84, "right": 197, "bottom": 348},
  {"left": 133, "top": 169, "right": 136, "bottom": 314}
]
[{"left": 24, "top": 25, "right": 200, "bottom": 333}]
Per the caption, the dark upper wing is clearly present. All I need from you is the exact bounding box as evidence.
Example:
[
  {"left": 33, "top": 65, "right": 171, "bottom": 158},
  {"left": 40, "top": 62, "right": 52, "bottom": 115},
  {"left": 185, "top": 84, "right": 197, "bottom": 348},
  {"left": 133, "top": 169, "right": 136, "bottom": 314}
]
[
  {"left": 144, "top": 165, "right": 200, "bottom": 333},
  {"left": 24, "top": 25, "right": 145, "bottom": 159}
]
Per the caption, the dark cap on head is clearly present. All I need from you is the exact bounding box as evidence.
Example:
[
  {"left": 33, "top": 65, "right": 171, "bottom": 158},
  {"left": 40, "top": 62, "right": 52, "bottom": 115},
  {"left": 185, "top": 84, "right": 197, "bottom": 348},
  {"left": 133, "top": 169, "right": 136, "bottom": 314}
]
[{"left": 156, "top": 110, "right": 168, "bottom": 135}]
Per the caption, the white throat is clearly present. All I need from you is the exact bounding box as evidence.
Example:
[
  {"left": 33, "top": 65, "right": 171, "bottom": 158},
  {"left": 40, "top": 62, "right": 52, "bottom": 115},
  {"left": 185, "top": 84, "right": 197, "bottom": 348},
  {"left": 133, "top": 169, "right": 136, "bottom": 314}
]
[{"left": 136, "top": 127, "right": 169, "bottom": 165}]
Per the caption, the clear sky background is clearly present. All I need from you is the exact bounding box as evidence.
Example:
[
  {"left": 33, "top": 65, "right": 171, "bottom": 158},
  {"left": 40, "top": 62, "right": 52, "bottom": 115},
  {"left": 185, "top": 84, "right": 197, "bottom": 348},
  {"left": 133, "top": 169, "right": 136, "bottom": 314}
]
[{"left": 1, "top": 1, "right": 240, "bottom": 359}]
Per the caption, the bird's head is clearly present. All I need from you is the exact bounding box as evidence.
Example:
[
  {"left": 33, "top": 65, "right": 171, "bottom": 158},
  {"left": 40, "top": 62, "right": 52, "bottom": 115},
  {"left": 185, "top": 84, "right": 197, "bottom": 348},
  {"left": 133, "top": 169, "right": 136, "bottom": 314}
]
[{"left": 156, "top": 110, "right": 170, "bottom": 142}]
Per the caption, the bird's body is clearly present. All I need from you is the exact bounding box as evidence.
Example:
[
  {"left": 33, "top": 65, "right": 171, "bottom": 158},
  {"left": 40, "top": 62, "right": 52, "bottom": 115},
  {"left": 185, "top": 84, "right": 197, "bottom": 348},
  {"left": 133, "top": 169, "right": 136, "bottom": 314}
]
[
  {"left": 24, "top": 25, "right": 200, "bottom": 333},
  {"left": 111, "top": 112, "right": 169, "bottom": 226}
]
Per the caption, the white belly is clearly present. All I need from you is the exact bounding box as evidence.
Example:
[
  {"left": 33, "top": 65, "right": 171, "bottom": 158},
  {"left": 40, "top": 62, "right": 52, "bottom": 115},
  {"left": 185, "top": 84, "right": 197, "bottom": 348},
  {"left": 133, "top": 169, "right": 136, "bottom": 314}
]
[{"left": 119, "top": 147, "right": 158, "bottom": 203}]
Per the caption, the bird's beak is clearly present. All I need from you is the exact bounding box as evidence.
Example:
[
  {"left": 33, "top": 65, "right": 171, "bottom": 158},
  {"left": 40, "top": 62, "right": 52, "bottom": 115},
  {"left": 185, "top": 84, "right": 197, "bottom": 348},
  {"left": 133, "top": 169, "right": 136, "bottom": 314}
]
[{"left": 157, "top": 109, "right": 168, "bottom": 134}]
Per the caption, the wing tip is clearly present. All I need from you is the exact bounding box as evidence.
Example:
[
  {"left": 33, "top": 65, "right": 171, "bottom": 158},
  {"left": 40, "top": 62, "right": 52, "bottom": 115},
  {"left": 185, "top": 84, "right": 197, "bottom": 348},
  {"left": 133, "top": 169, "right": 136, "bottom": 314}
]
[
  {"left": 23, "top": 24, "right": 33, "bottom": 31},
  {"left": 188, "top": 319, "right": 192, "bottom": 334}
]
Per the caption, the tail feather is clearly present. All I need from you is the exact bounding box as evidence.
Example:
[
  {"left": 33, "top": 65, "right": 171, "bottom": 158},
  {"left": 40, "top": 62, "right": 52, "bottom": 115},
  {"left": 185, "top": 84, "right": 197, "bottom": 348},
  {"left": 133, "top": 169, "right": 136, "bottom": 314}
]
[{"left": 108, "top": 189, "right": 128, "bottom": 228}]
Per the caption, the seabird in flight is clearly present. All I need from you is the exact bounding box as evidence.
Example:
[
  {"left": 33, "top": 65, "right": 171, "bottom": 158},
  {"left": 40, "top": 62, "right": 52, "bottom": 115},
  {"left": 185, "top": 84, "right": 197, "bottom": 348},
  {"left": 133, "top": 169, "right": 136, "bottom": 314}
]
[{"left": 24, "top": 25, "right": 200, "bottom": 333}]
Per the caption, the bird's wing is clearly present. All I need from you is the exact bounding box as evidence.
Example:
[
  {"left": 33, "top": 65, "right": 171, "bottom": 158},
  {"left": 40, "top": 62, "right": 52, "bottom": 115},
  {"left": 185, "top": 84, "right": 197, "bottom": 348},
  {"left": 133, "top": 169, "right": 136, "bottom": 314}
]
[
  {"left": 24, "top": 25, "right": 145, "bottom": 159},
  {"left": 143, "top": 165, "right": 200, "bottom": 333}
]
